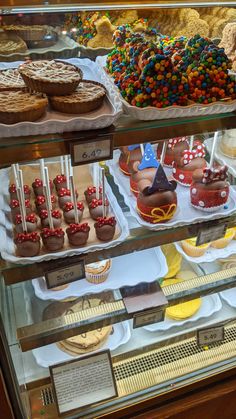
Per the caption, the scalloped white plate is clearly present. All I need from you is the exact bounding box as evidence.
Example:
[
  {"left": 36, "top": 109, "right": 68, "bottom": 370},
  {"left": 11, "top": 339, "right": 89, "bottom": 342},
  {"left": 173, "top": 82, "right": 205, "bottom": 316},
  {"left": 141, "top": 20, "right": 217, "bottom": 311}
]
[
  {"left": 174, "top": 240, "right": 236, "bottom": 264},
  {"left": 144, "top": 294, "right": 222, "bottom": 331},
  {"left": 97, "top": 56, "right": 236, "bottom": 120},
  {"left": 32, "top": 246, "right": 168, "bottom": 300},
  {"left": 107, "top": 150, "right": 236, "bottom": 231},
  {"left": 220, "top": 287, "right": 236, "bottom": 308},
  {"left": 32, "top": 321, "right": 131, "bottom": 368},
  {"left": 205, "top": 137, "right": 236, "bottom": 178},
  {"left": 0, "top": 58, "right": 122, "bottom": 137}
]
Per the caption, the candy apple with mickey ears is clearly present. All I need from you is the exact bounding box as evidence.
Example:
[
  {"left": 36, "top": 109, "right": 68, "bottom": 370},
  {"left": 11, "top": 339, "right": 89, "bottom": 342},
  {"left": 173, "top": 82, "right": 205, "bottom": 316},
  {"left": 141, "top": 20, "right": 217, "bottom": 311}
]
[
  {"left": 157, "top": 137, "right": 189, "bottom": 167},
  {"left": 172, "top": 142, "right": 207, "bottom": 186},
  {"left": 130, "top": 143, "right": 159, "bottom": 197},
  {"left": 118, "top": 144, "right": 143, "bottom": 176}
]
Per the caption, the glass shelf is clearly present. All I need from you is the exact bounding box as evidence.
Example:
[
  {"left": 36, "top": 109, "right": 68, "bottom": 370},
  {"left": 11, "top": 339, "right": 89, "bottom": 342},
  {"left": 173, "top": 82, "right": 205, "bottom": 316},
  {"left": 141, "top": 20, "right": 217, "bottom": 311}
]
[{"left": 0, "top": 113, "right": 236, "bottom": 167}]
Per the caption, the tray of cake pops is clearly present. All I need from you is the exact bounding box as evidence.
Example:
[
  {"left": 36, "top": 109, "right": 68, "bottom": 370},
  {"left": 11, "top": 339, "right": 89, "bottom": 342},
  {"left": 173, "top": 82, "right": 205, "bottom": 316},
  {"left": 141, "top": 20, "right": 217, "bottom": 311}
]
[
  {"left": 0, "top": 157, "right": 129, "bottom": 264},
  {"left": 106, "top": 137, "right": 236, "bottom": 231}
]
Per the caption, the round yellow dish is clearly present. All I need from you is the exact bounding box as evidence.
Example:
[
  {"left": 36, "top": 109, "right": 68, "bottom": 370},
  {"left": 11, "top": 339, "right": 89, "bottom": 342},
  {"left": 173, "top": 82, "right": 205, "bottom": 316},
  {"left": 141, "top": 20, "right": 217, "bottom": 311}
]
[
  {"left": 161, "top": 244, "right": 182, "bottom": 278},
  {"left": 181, "top": 237, "right": 210, "bottom": 257},
  {"left": 211, "top": 228, "right": 235, "bottom": 249}
]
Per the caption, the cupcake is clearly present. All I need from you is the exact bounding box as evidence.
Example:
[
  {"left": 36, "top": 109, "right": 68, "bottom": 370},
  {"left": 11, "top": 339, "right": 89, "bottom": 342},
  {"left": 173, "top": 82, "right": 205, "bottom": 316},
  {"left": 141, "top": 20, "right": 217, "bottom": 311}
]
[
  {"left": 14, "top": 213, "right": 38, "bottom": 233},
  {"left": 39, "top": 209, "right": 62, "bottom": 228},
  {"left": 66, "top": 223, "right": 90, "bottom": 246},
  {"left": 35, "top": 195, "right": 57, "bottom": 212},
  {"left": 32, "top": 178, "right": 53, "bottom": 196},
  {"left": 84, "top": 186, "right": 102, "bottom": 204},
  {"left": 85, "top": 259, "right": 112, "bottom": 284},
  {"left": 181, "top": 237, "right": 210, "bottom": 257},
  {"left": 63, "top": 201, "right": 84, "bottom": 224},
  {"left": 9, "top": 183, "right": 31, "bottom": 200},
  {"left": 53, "top": 174, "right": 67, "bottom": 191},
  {"left": 89, "top": 198, "right": 109, "bottom": 220},
  {"left": 58, "top": 188, "right": 78, "bottom": 208},
  {"left": 14, "top": 232, "right": 40, "bottom": 257},
  {"left": 94, "top": 216, "right": 116, "bottom": 241},
  {"left": 41, "top": 228, "right": 65, "bottom": 251},
  {"left": 10, "top": 199, "right": 32, "bottom": 218},
  {"left": 211, "top": 228, "right": 235, "bottom": 249}
]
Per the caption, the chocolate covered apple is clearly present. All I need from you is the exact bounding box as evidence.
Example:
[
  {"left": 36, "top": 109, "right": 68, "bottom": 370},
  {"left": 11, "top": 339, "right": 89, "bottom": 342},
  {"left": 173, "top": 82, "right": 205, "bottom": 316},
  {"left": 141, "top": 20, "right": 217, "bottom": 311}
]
[
  {"left": 157, "top": 137, "right": 189, "bottom": 167},
  {"left": 119, "top": 144, "right": 143, "bottom": 176},
  {"left": 173, "top": 143, "right": 207, "bottom": 186},
  {"left": 130, "top": 143, "right": 159, "bottom": 197}
]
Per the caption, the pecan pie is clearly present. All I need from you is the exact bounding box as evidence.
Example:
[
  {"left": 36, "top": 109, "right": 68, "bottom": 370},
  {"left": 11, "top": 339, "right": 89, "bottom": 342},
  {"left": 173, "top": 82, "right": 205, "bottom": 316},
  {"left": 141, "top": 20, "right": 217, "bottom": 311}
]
[
  {"left": 0, "top": 90, "right": 48, "bottom": 124},
  {"left": 0, "top": 69, "right": 25, "bottom": 91},
  {"left": 19, "top": 60, "right": 83, "bottom": 96},
  {"left": 0, "top": 32, "right": 27, "bottom": 55},
  {"left": 49, "top": 80, "right": 106, "bottom": 113},
  {"left": 3, "top": 25, "right": 48, "bottom": 41}
]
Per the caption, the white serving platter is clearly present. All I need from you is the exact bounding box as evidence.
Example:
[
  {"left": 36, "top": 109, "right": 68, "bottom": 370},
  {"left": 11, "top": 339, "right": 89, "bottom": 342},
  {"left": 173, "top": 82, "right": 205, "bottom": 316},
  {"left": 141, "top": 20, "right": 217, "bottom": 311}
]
[
  {"left": 32, "top": 321, "right": 131, "bottom": 368},
  {"left": 144, "top": 294, "right": 222, "bottom": 332},
  {"left": 220, "top": 287, "right": 236, "bottom": 308},
  {"left": 175, "top": 240, "right": 236, "bottom": 264},
  {"left": 0, "top": 161, "right": 129, "bottom": 264},
  {"left": 0, "top": 58, "right": 122, "bottom": 138},
  {"left": 107, "top": 150, "right": 236, "bottom": 231},
  {"left": 32, "top": 246, "right": 168, "bottom": 300},
  {"left": 97, "top": 56, "right": 236, "bottom": 121},
  {"left": 205, "top": 137, "right": 236, "bottom": 178}
]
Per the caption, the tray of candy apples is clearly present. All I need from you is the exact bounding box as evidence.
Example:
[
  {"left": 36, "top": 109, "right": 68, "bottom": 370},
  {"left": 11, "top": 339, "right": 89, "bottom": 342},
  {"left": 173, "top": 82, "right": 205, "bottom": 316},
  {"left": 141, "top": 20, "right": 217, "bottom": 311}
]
[
  {"left": 0, "top": 157, "right": 129, "bottom": 264},
  {"left": 175, "top": 226, "right": 236, "bottom": 263},
  {"left": 106, "top": 136, "right": 236, "bottom": 231},
  {"left": 99, "top": 31, "right": 236, "bottom": 120}
]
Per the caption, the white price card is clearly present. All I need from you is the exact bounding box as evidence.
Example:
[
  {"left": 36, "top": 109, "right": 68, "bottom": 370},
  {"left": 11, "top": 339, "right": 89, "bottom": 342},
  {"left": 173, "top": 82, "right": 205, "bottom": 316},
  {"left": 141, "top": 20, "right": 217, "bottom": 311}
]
[
  {"left": 45, "top": 260, "right": 85, "bottom": 289},
  {"left": 133, "top": 308, "right": 165, "bottom": 329},
  {"left": 50, "top": 350, "right": 117, "bottom": 416},
  {"left": 197, "top": 326, "right": 224, "bottom": 346},
  {"left": 196, "top": 222, "right": 227, "bottom": 246},
  {"left": 70, "top": 136, "right": 113, "bottom": 166}
]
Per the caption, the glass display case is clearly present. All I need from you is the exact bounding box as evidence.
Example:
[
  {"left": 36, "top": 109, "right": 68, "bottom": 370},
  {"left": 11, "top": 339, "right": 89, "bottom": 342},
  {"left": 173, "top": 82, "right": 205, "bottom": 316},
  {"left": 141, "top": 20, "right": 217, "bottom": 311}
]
[{"left": 1, "top": 1, "right": 236, "bottom": 419}]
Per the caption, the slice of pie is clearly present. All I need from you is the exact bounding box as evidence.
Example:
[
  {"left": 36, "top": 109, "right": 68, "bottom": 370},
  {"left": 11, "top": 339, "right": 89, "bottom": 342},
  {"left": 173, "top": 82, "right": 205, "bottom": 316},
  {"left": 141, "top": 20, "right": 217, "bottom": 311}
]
[
  {"left": 0, "top": 32, "right": 27, "bottom": 55},
  {"left": 0, "top": 69, "right": 25, "bottom": 91}
]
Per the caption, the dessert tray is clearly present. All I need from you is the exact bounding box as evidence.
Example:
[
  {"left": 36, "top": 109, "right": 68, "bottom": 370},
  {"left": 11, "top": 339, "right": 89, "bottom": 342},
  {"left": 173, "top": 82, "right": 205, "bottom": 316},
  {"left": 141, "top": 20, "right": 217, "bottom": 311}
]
[
  {"left": 32, "top": 321, "right": 130, "bottom": 368},
  {"left": 107, "top": 150, "right": 236, "bottom": 231},
  {"left": 0, "top": 34, "right": 80, "bottom": 62},
  {"left": 205, "top": 137, "right": 236, "bottom": 178},
  {"left": 32, "top": 247, "right": 168, "bottom": 300},
  {"left": 0, "top": 58, "right": 122, "bottom": 138},
  {"left": 175, "top": 241, "right": 236, "bottom": 264},
  {"left": 0, "top": 161, "right": 129, "bottom": 264},
  {"left": 79, "top": 44, "right": 112, "bottom": 60},
  {"left": 97, "top": 56, "right": 236, "bottom": 121},
  {"left": 144, "top": 294, "right": 222, "bottom": 332},
  {"left": 220, "top": 287, "right": 236, "bottom": 308}
]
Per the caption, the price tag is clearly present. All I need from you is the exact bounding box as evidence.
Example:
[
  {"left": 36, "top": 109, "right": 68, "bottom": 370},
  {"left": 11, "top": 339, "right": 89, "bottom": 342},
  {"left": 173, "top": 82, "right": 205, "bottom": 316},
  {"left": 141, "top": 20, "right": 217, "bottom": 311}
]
[
  {"left": 197, "top": 326, "right": 224, "bottom": 346},
  {"left": 45, "top": 260, "right": 85, "bottom": 289},
  {"left": 133, "top": 308, "right": 165, "bottom": 329},
  {"left": 196, "top": 222, "right": 227, "bottom": 246},
  {"left": 50, "top": 350, "right": 117, "bottom": 416},
  {"left": 70, "top": 135, "right": 113, "bottom": 166}
]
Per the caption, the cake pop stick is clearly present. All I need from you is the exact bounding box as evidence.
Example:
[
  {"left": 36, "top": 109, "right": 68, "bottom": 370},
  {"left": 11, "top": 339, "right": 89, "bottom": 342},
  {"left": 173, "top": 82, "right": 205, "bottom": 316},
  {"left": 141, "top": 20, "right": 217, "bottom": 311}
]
[
  {"left": 101, "top": 168, "right": 106, "bottom": 218},
  {"left": 60, "top": 156, "right": 64, "bottom": 175},
  {"left": 43, "top": 185, "right": 53, "bottom": 229},
  {"left": 95, "top": 163, "right": 100, "bottom": 200},
  {"left": 12, "top": 164, "right": 20, "bottom": 200},
  {"left": 44, "top": 166, "right": 52, "bottom": 210},
  {"left": 70, "top": 175, "right": 79, "bottom": 224},
  {"left": 65, "top": 155, "right": 70, "bottom": 190},
  {"left": 17, "top": 170, "right": 27, "bottom": 232},
  {"left": 209, "top": 131, "right": 219, "bottom": 168},
  {"left": 160, "top": 140, "right": 167, "bottom": 165},
  {"left": 189, "top": 135, "right": 194, "bottom": 151},
  {"left": 40, "top": 159, "right": 45, "bottom": 185}
]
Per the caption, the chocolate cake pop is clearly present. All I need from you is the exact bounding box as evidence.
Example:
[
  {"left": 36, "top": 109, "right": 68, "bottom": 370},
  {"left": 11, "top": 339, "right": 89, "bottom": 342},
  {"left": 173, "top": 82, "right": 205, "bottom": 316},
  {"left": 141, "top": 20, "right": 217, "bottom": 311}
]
[
  {"left": 9, "top": 183, "right": 31, "bottom": 200},
  {"left": 10, "top": 199, "right": 32, "bottom": 218},
  {"left": 173, "top": 142, "right": 207, "bottom": 186},
  {"left": 66, "top": 223, "right": 90, "bottom": 246},
  {"left": 58, "top": 188, "right": 78, "bottom": 208},
  {"left": 137, "top": 163, "right": 177, "bottom": 224},
  {"left": 32, "top": 178, "right": 53, "bottom": 196},
  {"left": 89, "top": 198, "right": 109, "bottom": 220},
  {"left": 14, "top": 232, "right": 41, "bottom": 257},
  {"left": 63, "top": 201, "right": 84, "bottom": 224},
  {"left": 94, "top": 216, "right": 116, "bottom": 241},
  {"left": 53, "top": 174, "right": 67, "bottom": 191},
  {"left": 190, "top": 166, "right": 229, "bottom": 212},
  {"left": 119, "top": 144, "right": 143, "bottom": 176},
  {"left": 40, "top": 209, "right": 62, "bottom": 228},
  {"left": 84, "top": 186, "right": 102, "bottom": 204},
  {"left": 130, "top": 143, "right": 158, "bottom": 197},
  {"left": 35, "top": 195, "right": 57, "bottom": 212},
  {"left": 14, "top": 213, "right": 38, "bottom": 233},
  {"left": 41, "top": 227, "right": 65, "bottom": 251}
]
